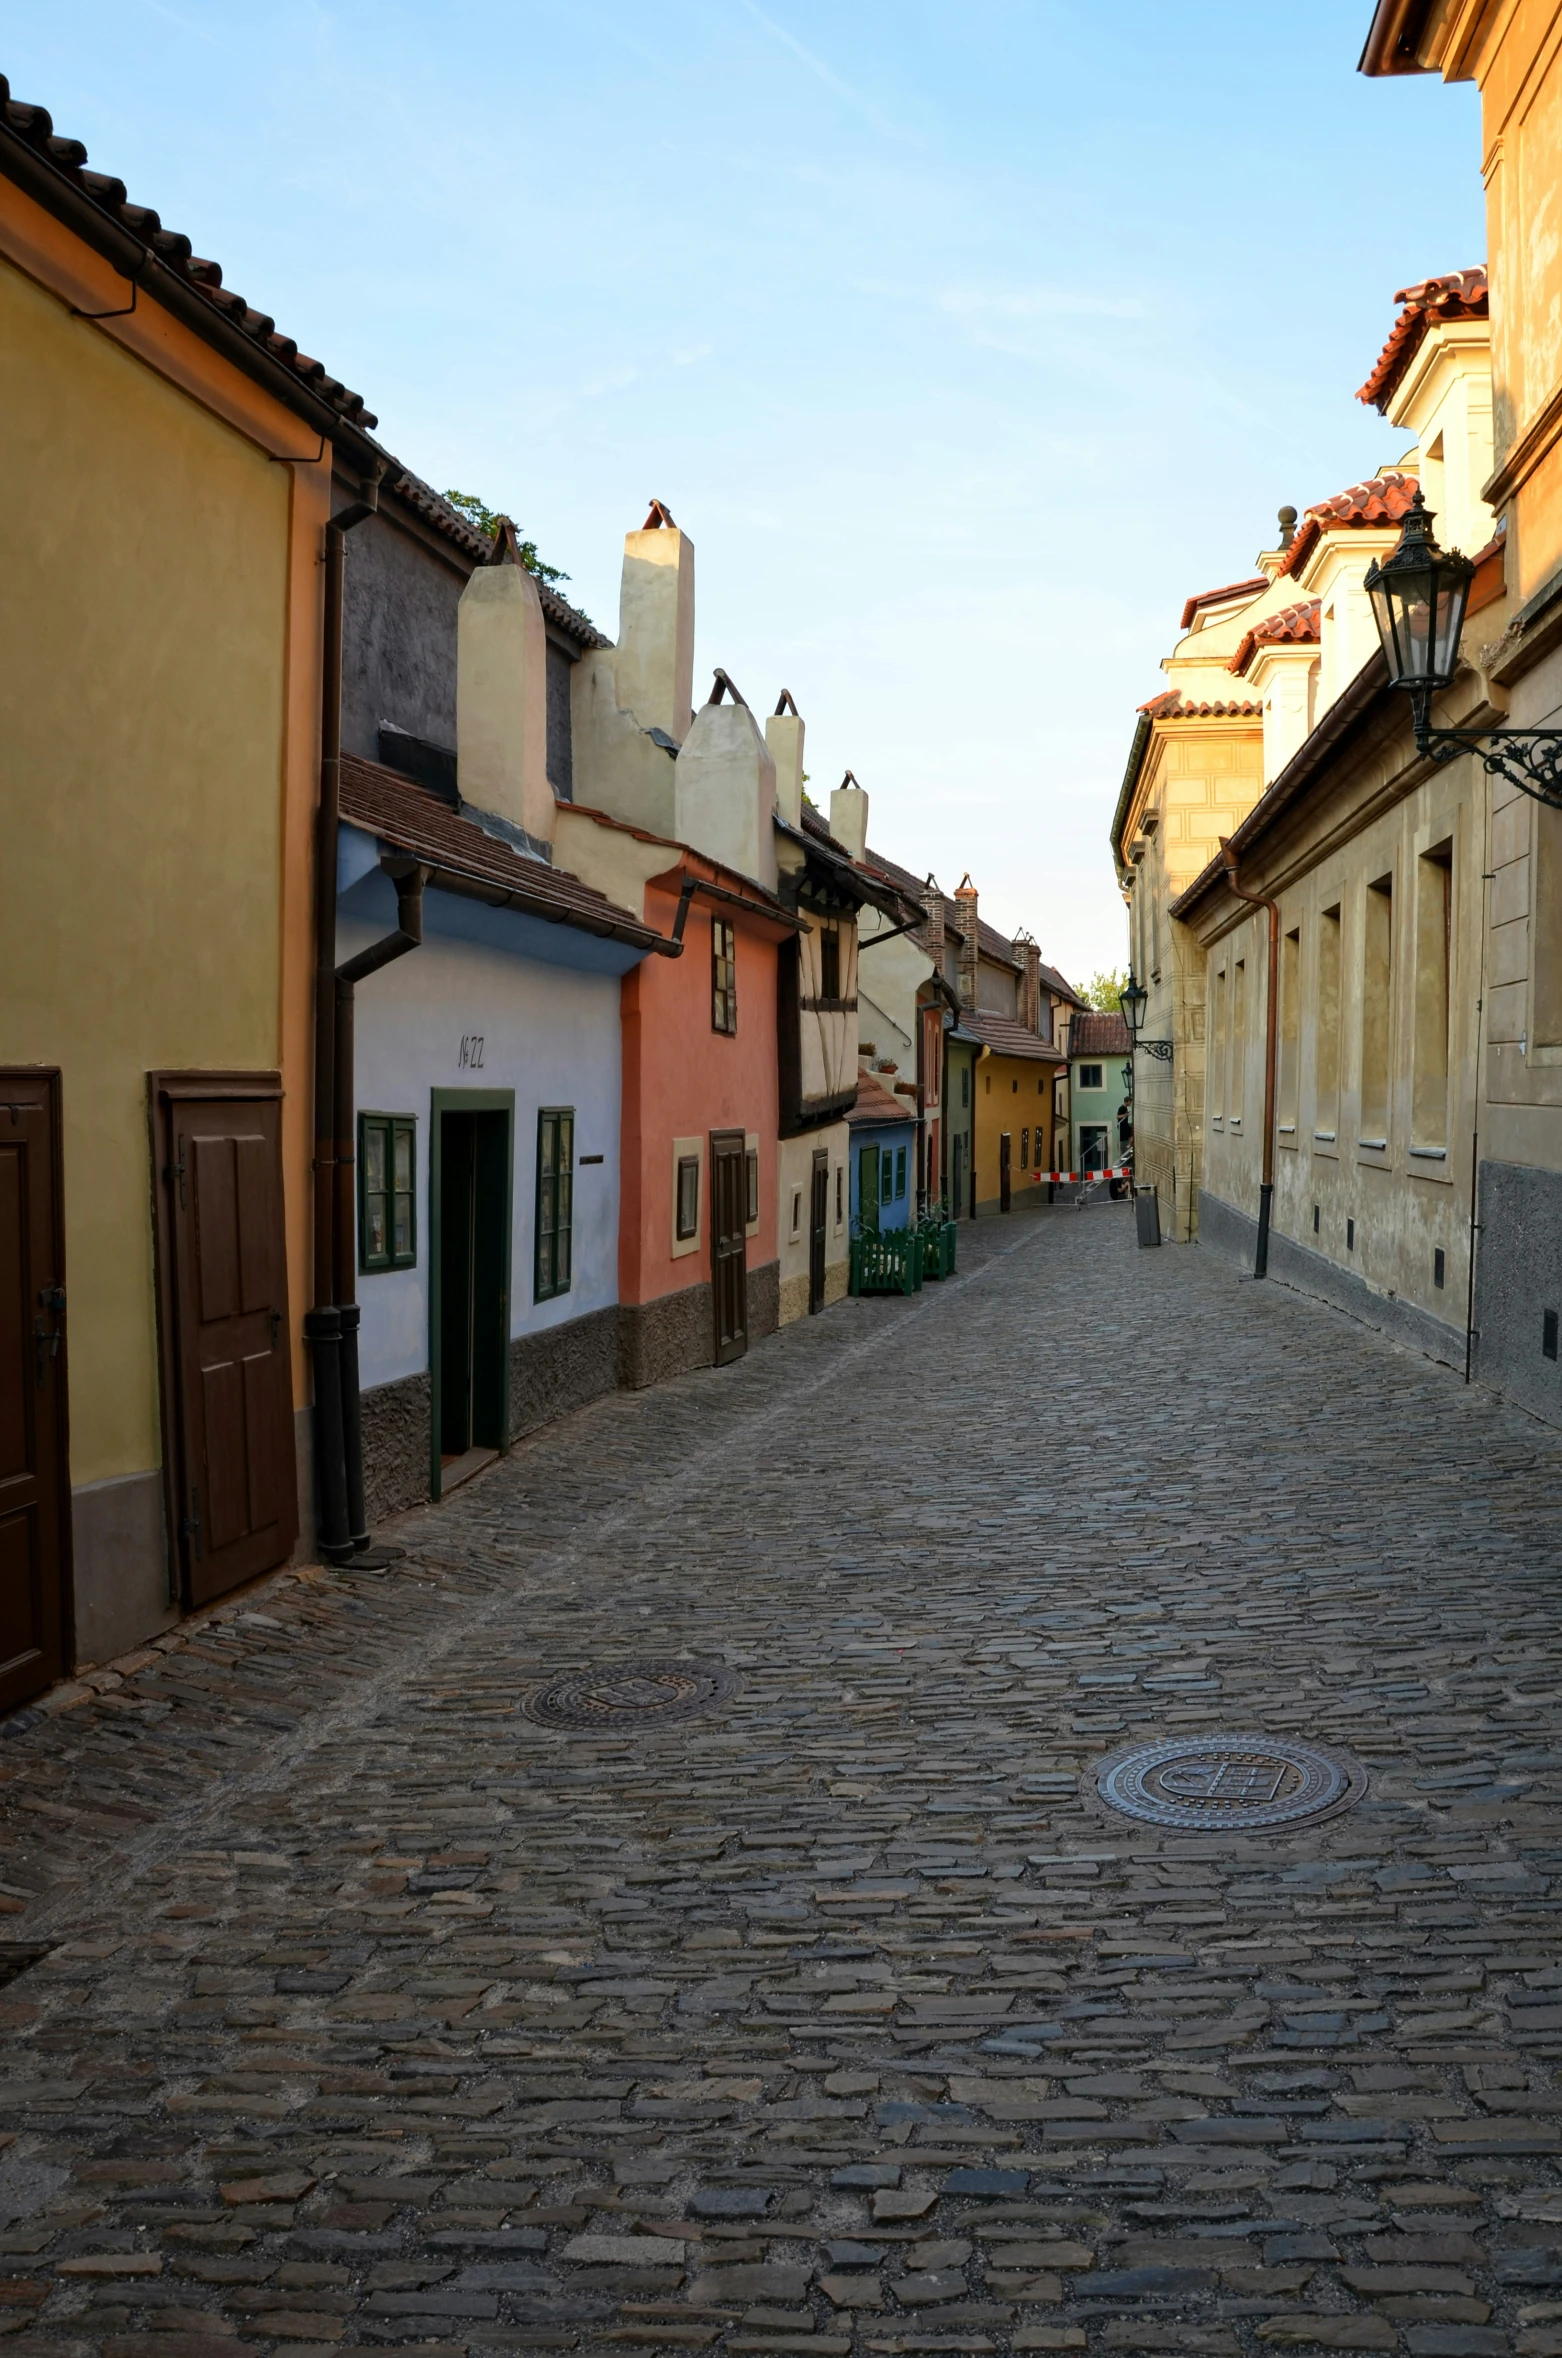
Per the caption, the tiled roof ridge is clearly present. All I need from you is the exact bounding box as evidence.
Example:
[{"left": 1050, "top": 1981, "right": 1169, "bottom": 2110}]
[
  {"left": 1358, "top": 266, "right": 1488, "bottom": 414},
  {"left": 1277, "top": 472, "right": 1419, "bottom": 579},
  {"left": 389, "top": 470, "right": 608, "bottom": 648},
  {"left": 339, "top": 755, "right": 663, "bottom": 947},
  {"left": 1138, "top": 689, "right": 1262, "bottom": 720},
  {"left": 849, "top": 1068, "right": 915, "bottom": 1125},
  {"left": 1179, "top": 574, "right": 1270, "bottom": 632},
  {"left": 0, "top": 76, "right": 375, "bottom": 431},
  {"left": 1069, "top": 1008, "right": 1131, "bottom": 1055},
  {"left": 1228, "top": 596, "right": 1323, "bottom": 677}
]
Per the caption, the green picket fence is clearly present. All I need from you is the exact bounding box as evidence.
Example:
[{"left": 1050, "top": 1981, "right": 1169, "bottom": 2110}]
[
  {"left": 850, "top": 1228, "right": 923, "bottom": 1296},
  {"left": 918, "top": 1218, "right": 958, "bottom": 1280}
]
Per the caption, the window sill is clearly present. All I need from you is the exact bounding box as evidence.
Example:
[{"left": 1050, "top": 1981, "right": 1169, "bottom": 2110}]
[
  {"left": 1409, "top": 1146, "right": 1448, "bottom": 1159},
  {"left": 1313, "top": 1130, "right": 1337, "bottom": 1142},
  {"left": 1278, "top": 1123, "right": 1297, "bottom": 1134},
  {"left": 1359, "top": 1139, "right": 1388, "bottom": 1152}
]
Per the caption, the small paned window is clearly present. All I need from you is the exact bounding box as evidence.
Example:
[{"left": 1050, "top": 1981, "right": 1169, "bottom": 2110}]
[
  {"left": 835, "top": 1166, "right": 843, "bottom": 1224},
  {"left": 359, "top": 1114, "right": 416, "bottom": 1273},
  {"left": 791, "top": 1188, "right": 802, "bottom": 1237},
  {"left": 676, "top": 1154, "right": 700, "bottom": 1240},
  {"left": 819, "top": 924, "right": 841, "bottom": 1002},
  {"left": 1020, "top": 1127, "right": 1029, "bottom": 1168},
  {"left": 894, "top": 1145, "right": 907, "bottom": 1199},
  {"left": 880, "top": 1152, "right": 894, "bottom": 1206},
  {"left": 712, "top": 916, "right": 738, "bottom": 1034},
  {"left": 746, "top": 1146, "right": 759, "bottom": 1224},
  {"left": 1079, "top": 1063, "right": 1103, "bottom": 1089},
  {"left": 535, "top": 1108, "right": 574, "bottom": 1301}
]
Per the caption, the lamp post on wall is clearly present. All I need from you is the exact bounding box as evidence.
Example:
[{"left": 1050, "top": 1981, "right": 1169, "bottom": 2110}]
[{"left": 1365, "top": 492, "right": 1562, "bottom": 802}]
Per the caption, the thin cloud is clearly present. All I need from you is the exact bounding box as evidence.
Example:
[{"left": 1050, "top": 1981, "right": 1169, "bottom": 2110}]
[
  {"left": 939, "top": 286, "right": 1149, "bottom": 323},
  {"left": 735, "top": 0, "right": 914, "bottom": 144}
]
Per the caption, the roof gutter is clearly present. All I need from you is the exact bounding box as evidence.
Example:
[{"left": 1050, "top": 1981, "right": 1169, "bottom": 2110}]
[
  {"left": 1358, "top": 0, "right": 1435, "bottom": 74},
  {"left": 420, "top": 854, "right": 683, "bottom": 955},
  {"left": 0, "top": 118, "right": 384, "bottom": 469},
  {"left": 1110, "top": 711, "right": 1154, "bottom": 873}
]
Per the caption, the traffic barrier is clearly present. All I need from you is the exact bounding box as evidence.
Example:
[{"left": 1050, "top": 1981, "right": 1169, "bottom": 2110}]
[{"left": 1031, "top": 1167, "right": 1131, "bottom": 1184}]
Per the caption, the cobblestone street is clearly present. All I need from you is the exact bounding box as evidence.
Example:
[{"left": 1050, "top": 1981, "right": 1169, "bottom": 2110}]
[{"left": 7, "top": 1205, "right": 1562, "bottom": 2358}]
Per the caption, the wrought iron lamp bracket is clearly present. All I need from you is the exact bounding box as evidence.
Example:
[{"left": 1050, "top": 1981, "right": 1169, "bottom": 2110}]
[
  {"left": 1412, "top": 690, "right": 1562, "bottom": 809},
  {"left": 1137, "top": 1040, "right": 1174, "bottom": 1063}
]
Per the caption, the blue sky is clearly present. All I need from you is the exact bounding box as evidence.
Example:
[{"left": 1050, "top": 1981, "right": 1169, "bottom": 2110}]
[{"left": 9, "top": 2, "right": 1483, "bottom": 983}]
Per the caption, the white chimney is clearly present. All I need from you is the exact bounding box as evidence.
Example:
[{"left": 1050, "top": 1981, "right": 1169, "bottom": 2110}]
[
  {"left": 674, "top": 671, "right": 778, "bottom": 890},
  {"left": 456, "top": 521, "right": 553, "bottom": 848},
  {"left": 830, "top": 770, "right": 869, "bottom": 863},
  {"left": 616, "top": 498, "right": 694, "bottom": 744},
  {"left": 766, "top": 689, "right": 805, "bottom": 829}
]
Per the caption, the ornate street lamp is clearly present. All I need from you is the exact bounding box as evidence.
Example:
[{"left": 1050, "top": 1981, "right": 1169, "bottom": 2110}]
[
  {"left": 1118, "top": 969, "right": 1171, "bottom": 1063},
  {"left": 1365, "top": 491, "right": 1562, "bottom": 805}
]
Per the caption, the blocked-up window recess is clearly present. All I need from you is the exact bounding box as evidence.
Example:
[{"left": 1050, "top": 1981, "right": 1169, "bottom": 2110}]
[{"left": 1545, "top": 1309, "right": 1559, "bottom": 1362}]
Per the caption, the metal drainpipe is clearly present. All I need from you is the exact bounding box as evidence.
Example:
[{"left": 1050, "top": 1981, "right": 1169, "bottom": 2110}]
[
  {"left": 333, "top": 860, "right": 428, "bottom": 1555},
  {"left": 1219, "top": 837, "right": 1281, "bottom": 1281},
  {"left": 306, "top": 463, "right": 384, "bottom": 1565}
]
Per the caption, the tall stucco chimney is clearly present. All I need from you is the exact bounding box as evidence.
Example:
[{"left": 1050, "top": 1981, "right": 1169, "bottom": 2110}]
[
  {"left": 616, "top": 498, "right": 695, "bottom": 745},
  {"left": 766, "top": 689, "right": 805, "bottom": 830},
  {"left": 456, "top": 518, "right": 553, "bottom": 849},
  {"left": 830, "top": 770, "right": 869, "bottom": 863},
  {"left": 673, "top": 670, "right": 778, "bottom": 890},
  {"left": 954, "top": 873, "right": 979, "bottom": 1011}
]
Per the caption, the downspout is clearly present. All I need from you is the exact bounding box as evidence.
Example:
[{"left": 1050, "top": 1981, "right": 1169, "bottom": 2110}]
[
  {"left": 1219, "top": 837, "right": 1280, "bottom": 1280},
  {"left": 306, "top": 462, "right": 383, "bottom": 1566},
  {"left": 333, "top": 859, "right": 429, "bottom": 1556}
]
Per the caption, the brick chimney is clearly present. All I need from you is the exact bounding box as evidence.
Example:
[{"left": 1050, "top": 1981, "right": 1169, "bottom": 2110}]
[
  {"left": 922, "top": 874, "right": 945, "bottom": 963},
  {"left": 830, "top": 770, "right": 869, "bottom": 863},
  {"left": 766, "top": 689, "right": 805, "bottom": 830},
  {"left": 456, "top": 518, "right": 553, "bottom": 850},
  {"left": 1017, "top": 933, "right": 1041, "bottom": 1032},
  {"left": 954, "top": 873, "right": 979, "bottom": 1011},
  {"left": 616, "top": 498, "right": 695, "bottom": 744}
]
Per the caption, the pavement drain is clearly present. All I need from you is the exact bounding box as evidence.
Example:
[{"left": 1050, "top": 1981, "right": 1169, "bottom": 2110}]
[
  {"left": 520, "top": 1655, "right": 739, "bottom": 1730},
  {"left": 1095, "top": 1732, "right": 1367, "bottom": 1829}
]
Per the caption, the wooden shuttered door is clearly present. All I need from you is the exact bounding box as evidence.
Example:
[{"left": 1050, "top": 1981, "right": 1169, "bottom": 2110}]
[
  {"left": 151, "top": 1078, "right": 297, "bottom": 1608},
  {"left": 0, "top": 1072, "right": 71, "bottom": 1710},
  {"left": 808, "top": 1148, "right": 829, "bottom": 1315},
  {"left": 709, "top": 1129, "right": 748, "bottom": 1366}
]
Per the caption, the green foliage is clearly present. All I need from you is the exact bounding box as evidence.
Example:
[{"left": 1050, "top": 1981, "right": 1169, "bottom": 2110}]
[
  {"left": 442, "top": 490, "right": 569, "bottom": 585},
  {"left": 1078, "top": 966, "right": 1130, "bottom": 1011}
]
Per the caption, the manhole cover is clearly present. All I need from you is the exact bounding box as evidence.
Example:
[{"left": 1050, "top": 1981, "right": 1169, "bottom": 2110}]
[
  {"left": 1096, "top": 1734, "right": 1366, "bottom": 1831},
  {"left": 521, "top": 1659, "right": 737, "bottom": 1732}
]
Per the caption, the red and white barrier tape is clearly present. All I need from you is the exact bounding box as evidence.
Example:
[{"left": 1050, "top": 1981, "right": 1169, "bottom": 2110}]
[{"left": 1031, "top": 1167, "right": 1130, "bottom": 1184}]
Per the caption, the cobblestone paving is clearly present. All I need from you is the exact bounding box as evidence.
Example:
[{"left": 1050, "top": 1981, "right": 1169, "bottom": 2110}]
[{"left": 7, "top": 1204, "right": 1562, "bottom": 2358}]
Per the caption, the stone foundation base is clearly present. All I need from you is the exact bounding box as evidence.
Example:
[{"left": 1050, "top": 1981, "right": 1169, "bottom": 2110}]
[
  {"left": 620, "top": 1260, "right": 781, "bottom": 1387},
  {"left": 1198, "top": 1188, "right": 1463, "bottom": 1372},
  {"left": 779, "top": 1270, "right": 811, "bottom": 1327}
]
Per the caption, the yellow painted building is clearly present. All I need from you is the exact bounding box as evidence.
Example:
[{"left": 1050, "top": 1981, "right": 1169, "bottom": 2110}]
[
  {"left": 0, "top": 86, "right": 380, "bottom": 1684},
  {"left": 1362, "top": 2, "right": 1562, "bottom": 1421}
]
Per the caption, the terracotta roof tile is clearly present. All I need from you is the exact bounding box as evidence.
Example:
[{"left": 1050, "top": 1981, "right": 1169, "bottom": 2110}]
[
  {"left": 1138, "top": 690, "right": 1262, "bottom": 719},
  {"left": 339, "top": 756, "right": 667, "bottom": 951},
  {"left": 1068, "top": 1009, "right": 1131, "bottom": 1056},
  {"left": 1358, "top": 268, "right": 1488, "bottom": 413},
  {"left": 1179, "top": 575, "right": 1269, "bottom": 632},
  {"left": 960, "top": 1011, "right": 1067, "bottom": 1065},
  {"left": 849, "top": 1069, "right": 915, "bottom": 1126},
  {"left": 1229, "top": 596, "right": 1322, "bottom": 677},
  {"left": 1277, "top": 472, "right": 1419, "bottom": 578},
  {"left": 0, "top": 76, "right": 375, "bottom": 431}
]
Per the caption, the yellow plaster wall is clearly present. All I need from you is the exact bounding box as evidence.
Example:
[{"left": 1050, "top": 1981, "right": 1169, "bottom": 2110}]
[
  {"left": 974, "top": 1052, "right": 1055, "bottom": 1205},
  {"left": 0, "top": 252, "right": 298, "bottom": 1487}
]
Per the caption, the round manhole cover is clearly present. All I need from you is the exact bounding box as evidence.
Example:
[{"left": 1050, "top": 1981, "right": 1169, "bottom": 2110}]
[
  {"left": 1096, "top": 1734, "right": 1366, "bottom": 1831},
  {"left": 521, "top": 1659, "right": 738, "bottom": 1732}
]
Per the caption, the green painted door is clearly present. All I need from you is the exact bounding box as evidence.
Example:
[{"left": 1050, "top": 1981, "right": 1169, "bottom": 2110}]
[{"left": 857, "top": 1144, "right": 880, "bottom": 1233}]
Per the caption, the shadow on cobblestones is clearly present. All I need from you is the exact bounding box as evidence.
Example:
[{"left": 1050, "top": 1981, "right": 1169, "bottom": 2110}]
[{"left": 5, "top": 1203, "right": 1562, "bottom": 2358}]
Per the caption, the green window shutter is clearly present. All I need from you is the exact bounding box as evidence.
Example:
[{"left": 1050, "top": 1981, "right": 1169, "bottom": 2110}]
[
  {"left": 895, "top": 1145, "right": 907, "bottom": 1198},
  {"left": 858, "top": 1145, "right": 879, "bottom": 1233},
  {"left": 536, "top": 1109, "right": 575, "bottom": 1301}
]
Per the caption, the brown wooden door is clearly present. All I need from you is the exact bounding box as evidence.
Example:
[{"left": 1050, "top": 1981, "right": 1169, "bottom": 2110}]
[
  {"left": 710, "top": 1130, "right": 748, "bottom": 1366},
  {"left": 0, "top": 1074, "right": 71, "bottom": 1710},
  {"left": 808, "top": 1149, "right": 829, "bottom": 1314},
  {"left": 999, "top": 1130, "right": 1012, "bottom": 1212},
  {"left": 153, "top": 1080, "right": 297, "bottom": 1607}
]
